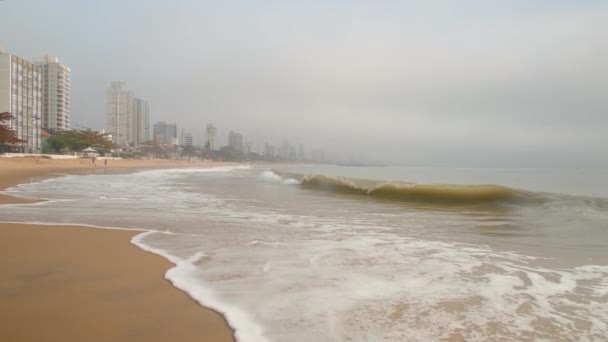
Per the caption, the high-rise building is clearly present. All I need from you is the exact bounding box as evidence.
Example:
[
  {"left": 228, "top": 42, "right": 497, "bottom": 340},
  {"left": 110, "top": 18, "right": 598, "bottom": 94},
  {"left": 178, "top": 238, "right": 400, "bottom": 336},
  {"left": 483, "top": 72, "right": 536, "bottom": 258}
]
[
  {"left": 36, "top": 55, "right": 71, "bottom": 130},
  {"left": 183, "top": 133, "right": 193, "bottom": 146},
  {"left": 131, "top": 98, "right": 149, "bottom": 145},
  {"left": 0, "top": 52, "right": 42, "bottom": 153},
  {"left": 228, "top": 130, "right": 243, "bottom": 152},
  {"left": 205, "top": 124, "right": 217, "bottom": 151},
  {"left": 179, "top": 128, "right": 193, "bottom": 146},
  {"left": 106, "top": 82, "right": 133, "bottom": 146},
  {"left": 153, "top": 121, "right": 177, "bottom": 146}
]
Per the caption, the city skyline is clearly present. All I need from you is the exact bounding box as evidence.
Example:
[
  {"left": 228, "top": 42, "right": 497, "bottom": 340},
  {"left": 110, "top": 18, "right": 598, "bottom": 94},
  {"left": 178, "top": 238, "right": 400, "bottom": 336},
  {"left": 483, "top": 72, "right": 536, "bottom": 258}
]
[
  {"left": 1, "top": 48, "right": 334, "bottom": 160},
  {"left": 0, "top": 50, "right": 434, "bottom": 163},
  {"left": 2, "top": 1, "right": 607, "bottom": 166},
  {"left": 1, "top": 4, "right": 606, "bottom": 342}
]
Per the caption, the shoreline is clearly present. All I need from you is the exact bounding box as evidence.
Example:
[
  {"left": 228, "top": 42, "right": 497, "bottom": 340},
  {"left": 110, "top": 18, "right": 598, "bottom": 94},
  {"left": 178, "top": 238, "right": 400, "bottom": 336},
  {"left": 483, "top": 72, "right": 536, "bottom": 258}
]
[
  {"left": 0, "top": 157, "right": 243, "bottom": 204},
  {"left": 0, "top": 157, "right": 236, "bottom": 341}
]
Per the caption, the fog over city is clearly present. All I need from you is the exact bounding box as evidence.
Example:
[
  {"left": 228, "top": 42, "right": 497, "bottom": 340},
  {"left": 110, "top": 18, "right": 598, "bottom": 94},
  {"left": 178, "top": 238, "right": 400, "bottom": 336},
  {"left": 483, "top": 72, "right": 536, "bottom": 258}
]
[{"left": 2, "top": 1, "right": 607, "bottom": 166}]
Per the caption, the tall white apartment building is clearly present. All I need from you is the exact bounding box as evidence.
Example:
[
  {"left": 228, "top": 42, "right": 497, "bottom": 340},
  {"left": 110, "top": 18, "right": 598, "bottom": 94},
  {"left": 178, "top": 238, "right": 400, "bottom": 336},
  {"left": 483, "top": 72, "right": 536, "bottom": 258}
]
[
  {"left": 36, "top": 55, "right": 71, "bottom": 130},
  {"left": 106, "top": 81, "right": 133, "bottom": 146},
  {"left": 0, "top": 52, "right": 42, "bottom": 153},
  {"left": 132, "top": 98, "right": 149, "bottom": 145}
]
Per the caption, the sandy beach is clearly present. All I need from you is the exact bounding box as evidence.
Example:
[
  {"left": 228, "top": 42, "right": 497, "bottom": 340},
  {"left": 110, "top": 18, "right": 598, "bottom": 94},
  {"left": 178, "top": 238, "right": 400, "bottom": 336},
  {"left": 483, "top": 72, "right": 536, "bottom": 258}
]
[{"left": 0, "top": 157, "right": 235, "bottom": 341}]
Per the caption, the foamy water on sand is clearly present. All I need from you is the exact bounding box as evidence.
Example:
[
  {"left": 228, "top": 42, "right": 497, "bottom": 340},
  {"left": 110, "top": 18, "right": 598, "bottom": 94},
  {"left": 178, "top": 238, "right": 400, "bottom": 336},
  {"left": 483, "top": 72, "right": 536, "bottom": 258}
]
[{"left": 1, "top": 165, "right": 607, "bottom": 341}]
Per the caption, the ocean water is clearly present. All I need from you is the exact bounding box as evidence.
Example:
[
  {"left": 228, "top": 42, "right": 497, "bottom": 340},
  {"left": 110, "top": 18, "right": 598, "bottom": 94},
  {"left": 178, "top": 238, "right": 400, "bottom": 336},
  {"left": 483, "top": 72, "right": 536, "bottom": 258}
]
[{"left": 1, "top": 165, "right": 607, "bottom": 341}]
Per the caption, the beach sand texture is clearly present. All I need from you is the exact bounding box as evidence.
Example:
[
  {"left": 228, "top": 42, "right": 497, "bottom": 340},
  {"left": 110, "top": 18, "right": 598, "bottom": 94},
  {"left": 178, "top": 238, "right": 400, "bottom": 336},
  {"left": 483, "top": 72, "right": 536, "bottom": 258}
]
[{"left": 0, "top": 157, "right": 235, "bottom": 342}]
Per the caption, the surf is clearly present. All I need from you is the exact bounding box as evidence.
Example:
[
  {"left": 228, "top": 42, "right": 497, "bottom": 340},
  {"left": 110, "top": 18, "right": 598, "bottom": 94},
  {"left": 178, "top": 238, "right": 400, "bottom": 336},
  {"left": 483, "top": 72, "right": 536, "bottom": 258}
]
[{"left": 270, "top": 170, "right": 533, "bottom": 206}]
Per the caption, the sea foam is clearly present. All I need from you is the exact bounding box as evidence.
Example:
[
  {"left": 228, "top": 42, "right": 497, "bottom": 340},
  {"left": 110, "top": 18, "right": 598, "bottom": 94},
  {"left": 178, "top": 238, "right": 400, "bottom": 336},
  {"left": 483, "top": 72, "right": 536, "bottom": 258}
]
[
  {"left": 259, "top": 170, "right": 300, "bottom": 185},
  {"left": 132, "top": 231, "right": 269, "bottom": 342},
  {"left": 2, "top": 165, "right": 607, "bottom": 341}
]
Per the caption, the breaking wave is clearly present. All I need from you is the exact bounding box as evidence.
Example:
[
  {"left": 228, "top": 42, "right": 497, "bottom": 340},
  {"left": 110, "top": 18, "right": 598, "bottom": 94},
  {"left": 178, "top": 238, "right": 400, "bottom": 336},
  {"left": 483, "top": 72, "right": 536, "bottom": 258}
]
[
  {"left": 367, "top": 183, "right": 523, "bottom": 204},
  {"left": 267, "top": 170, "right": 534, "bottom": 206}
]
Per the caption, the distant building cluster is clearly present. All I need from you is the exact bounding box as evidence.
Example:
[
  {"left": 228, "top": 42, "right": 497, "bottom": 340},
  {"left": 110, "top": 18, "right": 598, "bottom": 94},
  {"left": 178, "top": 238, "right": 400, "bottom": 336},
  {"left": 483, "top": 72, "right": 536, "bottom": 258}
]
[
  {"left": 142, "top": 116, "right": 325, "bottom": 163},
  {"left": 0, "top": 51, "right": 71, "bottom": 153},
  {"left": 106, "top": 82, "right": 149, "bottom": 147},
  {"left": 262, "top": 140, "right": 323, "bottom": 163},
  {"left": 0, "top": 51, "right": 328, "bottom": 162}
]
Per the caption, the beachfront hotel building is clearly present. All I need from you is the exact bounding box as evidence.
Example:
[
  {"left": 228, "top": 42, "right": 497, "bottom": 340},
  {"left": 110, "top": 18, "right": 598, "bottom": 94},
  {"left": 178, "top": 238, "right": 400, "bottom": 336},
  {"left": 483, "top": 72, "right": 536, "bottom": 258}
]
[
  {"left": 0, "top": 52, "right": 42, "bottom": 153},
  {"left": 36, "top": 55, "right": 71, "bottom": 130},
  {"left": 132, "top": 98, "right": 150, "bottom": 145},
  {"left": 106, "top": 81, "right": 133, "bottom": 146}
]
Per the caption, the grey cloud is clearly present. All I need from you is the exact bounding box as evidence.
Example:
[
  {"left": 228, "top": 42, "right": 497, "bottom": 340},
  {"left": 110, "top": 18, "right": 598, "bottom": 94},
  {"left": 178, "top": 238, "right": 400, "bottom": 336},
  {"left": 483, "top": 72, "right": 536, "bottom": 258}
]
[{"left": 1, "top": 1, "right": 606, "bottom": 165}]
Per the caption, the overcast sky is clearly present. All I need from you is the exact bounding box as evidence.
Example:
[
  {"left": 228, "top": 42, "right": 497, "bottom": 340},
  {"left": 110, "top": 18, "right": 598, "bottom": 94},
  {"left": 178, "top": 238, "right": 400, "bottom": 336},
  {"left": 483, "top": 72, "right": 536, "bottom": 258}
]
[{"left": 1, "top": 1, "right": 606, "bottom": 166}]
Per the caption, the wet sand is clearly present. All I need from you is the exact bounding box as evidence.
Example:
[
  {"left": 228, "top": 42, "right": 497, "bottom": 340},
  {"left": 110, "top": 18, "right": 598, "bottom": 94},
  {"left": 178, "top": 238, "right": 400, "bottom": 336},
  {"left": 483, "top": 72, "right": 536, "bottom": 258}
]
[
  {"left": 0, "top": 158, "right": 235, "bottom": 341},
  {"left": 0, "top": 157, "right": 240, "bottom": 204}
]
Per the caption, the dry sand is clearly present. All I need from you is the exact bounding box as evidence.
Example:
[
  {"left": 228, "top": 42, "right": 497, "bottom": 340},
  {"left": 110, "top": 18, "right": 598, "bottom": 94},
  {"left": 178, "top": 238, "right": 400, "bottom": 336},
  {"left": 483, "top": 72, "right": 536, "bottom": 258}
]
[{"left": 0, "top": 157, "right": 235, "bottom": 342}]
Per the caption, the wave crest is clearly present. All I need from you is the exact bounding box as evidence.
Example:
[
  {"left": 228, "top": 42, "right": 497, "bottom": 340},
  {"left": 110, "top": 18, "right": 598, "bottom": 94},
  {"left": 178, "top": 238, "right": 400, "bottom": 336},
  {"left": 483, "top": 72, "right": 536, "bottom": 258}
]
[
  {"left": 368, "top": 183, "right": 522, "bottom": 204},
  {"left": 270, "top": 170, "right": 530, "bottom": 206},
  {"left": 301, "top": 174, "right": 367, "bottom": 195}
]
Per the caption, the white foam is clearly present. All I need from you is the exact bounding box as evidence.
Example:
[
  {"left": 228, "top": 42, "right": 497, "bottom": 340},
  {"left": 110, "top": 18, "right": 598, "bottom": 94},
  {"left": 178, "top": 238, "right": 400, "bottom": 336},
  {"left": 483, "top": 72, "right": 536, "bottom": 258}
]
[
  {"left": 0, "top": 220, "right": 147, "bottom": 232},
  {"left": 137, "top": 165, "right": 252, "bottom": 177},
  {"left": 3, "top": 164, "right": 608, "bottom": 341},
  {"left": 283, "top": 178, "right": 300, "bottom": 185},
  {"left": 132, "top": 231, "right": 269, "bottom": 342},
  {"left": 259, "top": 171, "right": 282, "bottom": 182},
  {"left": 258, "top": 170, "right": 300, "bottom": 185},
  {"left": 0, "top": 217, "right": 266, "bottom": 341}
]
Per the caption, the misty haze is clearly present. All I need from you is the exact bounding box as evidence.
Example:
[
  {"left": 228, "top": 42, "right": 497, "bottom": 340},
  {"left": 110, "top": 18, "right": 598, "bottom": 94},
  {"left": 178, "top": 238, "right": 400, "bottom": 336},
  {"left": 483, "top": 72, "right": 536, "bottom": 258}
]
[
  {"left": 2, "top": 1, "right": 607, "bottom": 166},
  {"left": 1, "top": 1, "right": 607, "bottom": 342}
]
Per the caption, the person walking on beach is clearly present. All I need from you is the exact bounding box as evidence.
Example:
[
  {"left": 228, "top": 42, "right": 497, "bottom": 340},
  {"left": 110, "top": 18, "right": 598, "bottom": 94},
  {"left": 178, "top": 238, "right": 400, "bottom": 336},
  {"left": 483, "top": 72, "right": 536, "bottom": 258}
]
[{"left": 104, "top": 159, "right": 107, "bottom": 167}]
